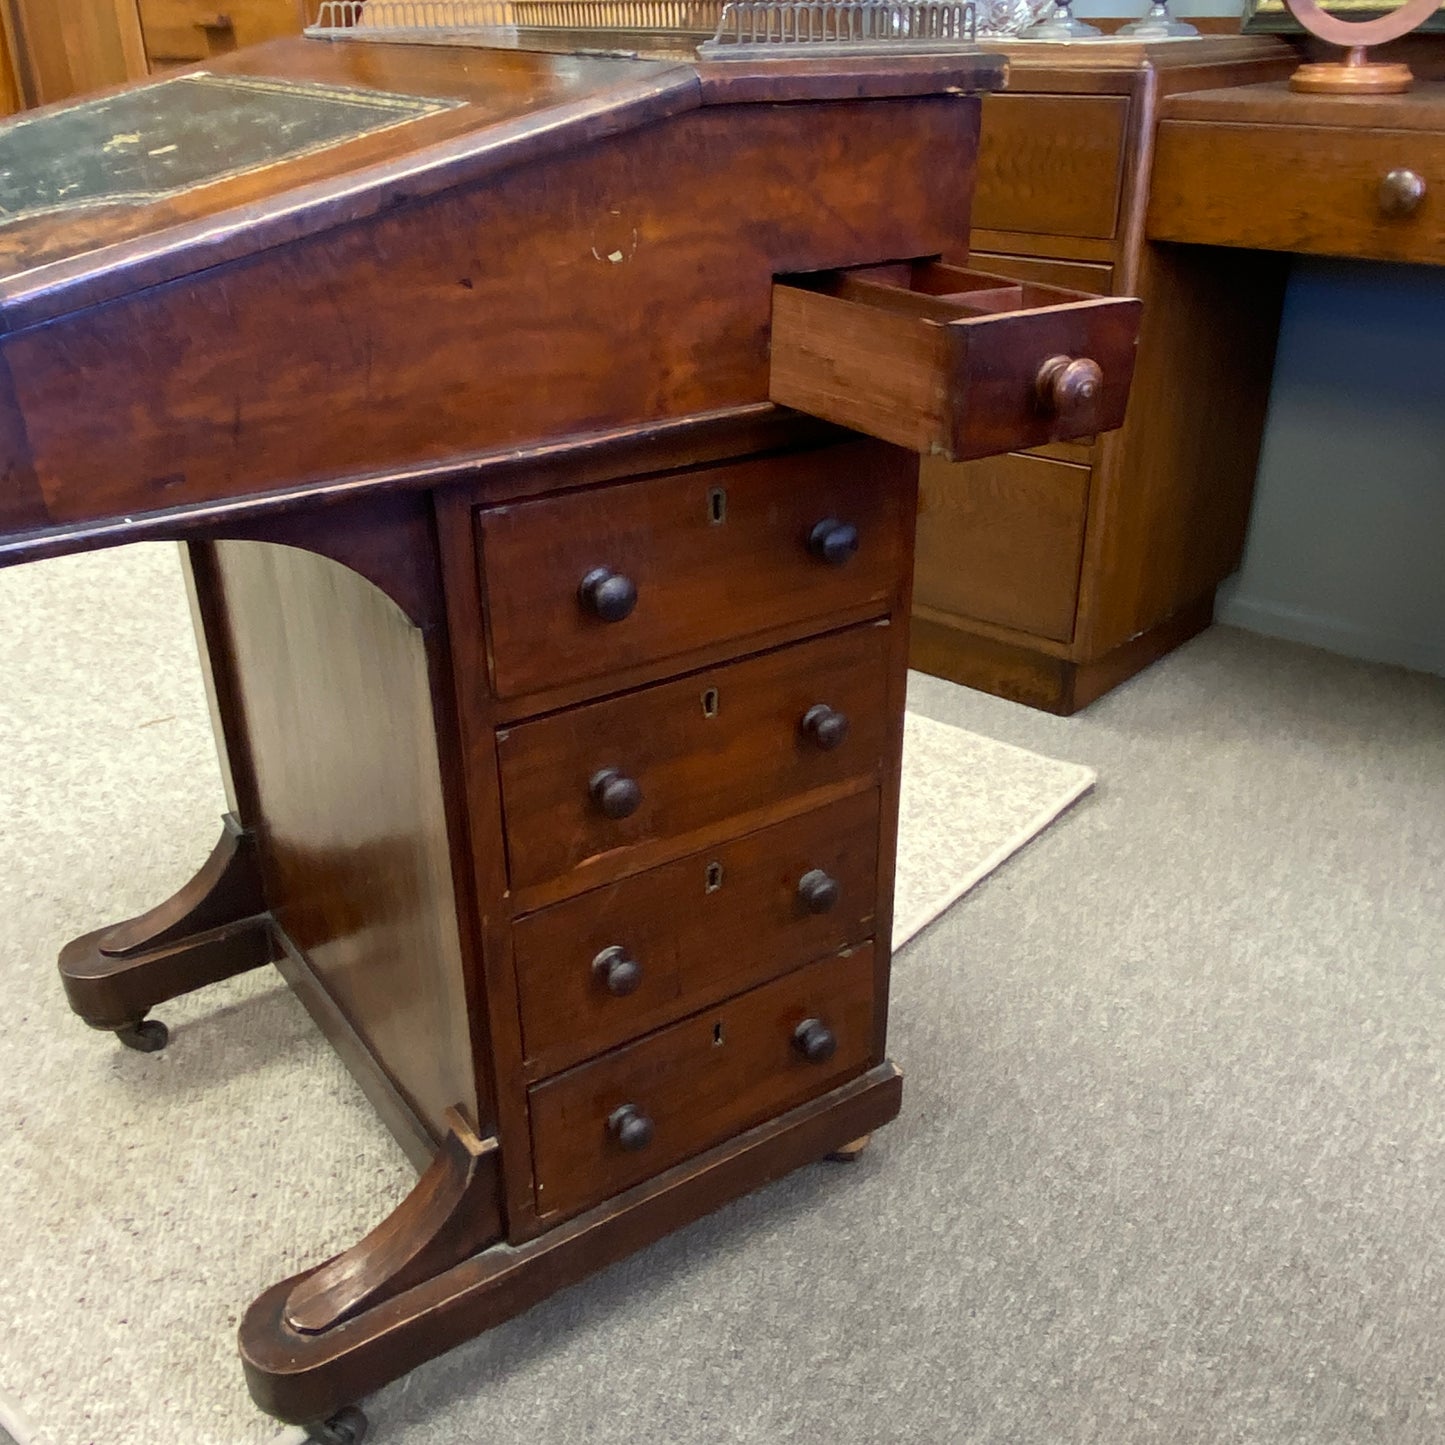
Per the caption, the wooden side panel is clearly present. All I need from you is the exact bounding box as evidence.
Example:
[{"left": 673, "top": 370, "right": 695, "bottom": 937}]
[
  {"left": 915, "top": 450, "right": 1089, "bottom": 643},
  {"left": 208, "top": 537, "right": 480, "bottom": 1143},
  {"left": 1077, "top": 241, "right": 1288, "bottom": 654},
  {"left": 10, "top": 95, "right": 977, "bottom": 527},
  {"left": 0, "top": 350, "right": 44, "bottom": 535}
]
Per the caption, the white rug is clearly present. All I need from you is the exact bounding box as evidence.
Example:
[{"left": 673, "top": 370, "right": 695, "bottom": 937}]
[{"left": 0, "top": 545, "right": 1092, "bottom": 1445}]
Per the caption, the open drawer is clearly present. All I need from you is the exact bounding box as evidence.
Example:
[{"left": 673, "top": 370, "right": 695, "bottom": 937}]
[{"left": 769, "top": 261, "right": 1141, "bottom": 462}]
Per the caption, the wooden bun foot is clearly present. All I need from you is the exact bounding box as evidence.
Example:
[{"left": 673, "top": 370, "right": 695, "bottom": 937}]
[{"left": 827, "top": 1133, "right": 873, "bottom": 1162}]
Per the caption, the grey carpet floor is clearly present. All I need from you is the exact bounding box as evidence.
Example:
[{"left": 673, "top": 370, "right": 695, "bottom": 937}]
[
  {"left": 5, "top": 617, "right": 1442, "bottom": 1444},
  {"left": 342, "top": 625, "right": 1444, "bottom": 1445}
]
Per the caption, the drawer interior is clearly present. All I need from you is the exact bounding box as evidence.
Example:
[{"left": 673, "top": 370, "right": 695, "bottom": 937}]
[
  {"left": 771, "top": 261, "right": 1141, "bottom": 463},
  {"left": 803, "top": 260, "right": 1097, "bottom": 322}
]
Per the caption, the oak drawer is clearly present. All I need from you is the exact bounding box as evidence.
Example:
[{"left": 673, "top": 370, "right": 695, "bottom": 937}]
[
  {"left": 477, "top": 442, "right": 912, "bottom": 700},
  {"left": 770, "top": 262, "right": 1140, "bottom": 463},
  {"left": 515, "top": 789, "right": 880, "bottom": 1078},
  {"left": 139, "top": 0, "right": 306, "bottom": 62},
  {"left": 973, "top": 94, "right": 1130, "bottom": 242},
  {"left": 915, "top": 450, "right": 1089, "bottom": 644},
  {"left": 498, "top": 623, "right": 890, "bottom": 901},
  {"left": 1149, "top": 121, "right": 1443, "bottom": 265},
  {"left": 529, "top": 944, "right": 876, "bottom": 1221}
]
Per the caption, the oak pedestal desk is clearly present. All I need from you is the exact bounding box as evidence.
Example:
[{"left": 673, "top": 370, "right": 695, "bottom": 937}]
[
  {"left": 910, "top": 36, "right": 1300, "bottom": 714},
  {"left": 0, "top": 36, "right": 1140, "bottom": 1435}
]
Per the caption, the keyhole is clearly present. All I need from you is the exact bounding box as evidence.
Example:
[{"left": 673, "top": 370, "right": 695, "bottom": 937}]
[
  {"left": 708, "top": 487, "right": 727, "bottom": 525},
  {"left": 701, "top": 687, "right": 720, "bottom": 718},
  {"left": 713, "top": 1022, "right": 725, "bottom": 1046},
  {"left": 705, "top": 861, "right": 724, "bottom": 893}
]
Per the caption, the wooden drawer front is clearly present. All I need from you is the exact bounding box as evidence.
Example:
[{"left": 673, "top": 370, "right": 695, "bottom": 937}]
[
  {"left": 771, "top": 262, "right": 1140, "bottom": 463},
  {"left": 139, "top": 0, "right": 307, "bottom": 62},
  {"left": 915, "top": 452, "right": 1089, "bottom": 644},
  {"left": 1149, "top": 121, "right": 1444, "bottom": 265},
  {"left": 529, "top": 944, "right": 876, "bottom": 1220},
  {"left": 973, "top": 94, "right": 1129, "bottom": 241},
  {"left": 478, "top": 443, "right": 912, "bottom": 700},
  {"left": 514, "top": 790, "right": 880, "bottom": 1078},
  {"left": 498, "top": 623, "right": 890, "bottom": 900}
]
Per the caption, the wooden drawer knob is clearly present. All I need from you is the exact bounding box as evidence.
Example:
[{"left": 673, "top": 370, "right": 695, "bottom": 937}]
[
  {"left": 608, "top": 1103, "right": 654, "bottom": 1151},
  {"left": 1035, "top": 355, "right": 1103, "bottom": 417},
  {"left": 808, "top": 517, "right": 859, "bottom": 565},
  {"left": 797, "top": 868, "right": 840, "bottom": 914},
  {"left": 793, "top": 1018, "right": 838, "bottom": 1064},
  {"left": 592, "top": 945, "right": 643, "bottom": 996},
  {"left": 800, "top": 703, "right": 850, "bottom": 750},
  {"left": 589, "top": 767, "right": 642, "bottom": 819},
  {"left": 577, "top": 567, "right": 638, "bottom": 622},
  {"left": 1379, "top": 168, "right": 1427, "bottom": 217}
]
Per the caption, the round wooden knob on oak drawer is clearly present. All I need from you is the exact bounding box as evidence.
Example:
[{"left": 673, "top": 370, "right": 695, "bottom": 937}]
[
  {"left": 808, "top": 517, "right": 859, "bottom": 566},
  {"left": 1034, "top": 355, "right": 1104, "bottom": 417},
  {"left": 793, "top": 1018, "right": 837, "bottom": 1064},
  {"left": 1378, "top": 168, "right": 1427, "bottom": 217},
  {"left": 797, "top": 869, "right": 840, "bottom": 914},
  {"left": 577, "top": 567, "right": 638, "bottom": 622},
  {"left": 590, "top": 767, "right": 642, "bottom": 819},
  {"left": 592, "top": 945, "right": 643, "bottom": 996},
  {"left": 608, "top": 1104, "right": 654, "bottom": 1152},
  {"left": 801, "top": 703, "right": 850, "bottom": 751}
]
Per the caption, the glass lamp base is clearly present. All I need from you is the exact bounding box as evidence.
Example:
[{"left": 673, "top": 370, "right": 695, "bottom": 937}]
[
  {"left": 1118, "top": 3, "right": 1199, "bottom": 36},
  {"left": 1023, "top": 2, "right": 1103, "bottom": 37}
]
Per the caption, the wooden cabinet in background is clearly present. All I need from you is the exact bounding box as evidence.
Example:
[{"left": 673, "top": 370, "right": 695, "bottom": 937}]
[
  {"left": 0, "top": 0, "right": 311, "bottom": 105},
  {"left": 914, "top": 36, "right": 1301, "bottom": 714},
  {"left": 138, "top": 0, "right": 313, "bottom": 67}
]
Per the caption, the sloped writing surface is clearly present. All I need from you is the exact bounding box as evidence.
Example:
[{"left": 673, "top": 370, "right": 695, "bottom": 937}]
[{"left": 0, "top": 72, "right": 457, "bottom": 225}]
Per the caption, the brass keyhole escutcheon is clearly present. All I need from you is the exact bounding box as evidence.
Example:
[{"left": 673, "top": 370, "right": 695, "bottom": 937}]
[{"left": 705, "top": 861, "right": 724, "bottom": 893}]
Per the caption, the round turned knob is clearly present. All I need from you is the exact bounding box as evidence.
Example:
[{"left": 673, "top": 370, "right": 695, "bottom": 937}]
[
  {"left": 801, "top": 703, "right": 850, "bottom": 751},
  {"left": 577, "top": 567, "right": 638, "bottom": 622},
  {"left": 808, "top": 518, "right": 859, "bottom": 566},
  {"left": 608, "top": 1103, "right": 654, "bottom": 1151},
  {"left": 592, "top": 945, "right": 643, "bottom": 996},
  {"left": 1034, "top": 355, "right": 1104, "bottom": 417},
  {"left": 589, "top": 767, "right": 642, "bottom": 819},
  {"left": 793, "top": 1018, "right": 837, "bottom": 1064},
  {"left": 1379, "top": 168, "right": 1426, "bottom": 217},
  {"left": 797, "top": 868, "right": 840, "bottom": 914}
]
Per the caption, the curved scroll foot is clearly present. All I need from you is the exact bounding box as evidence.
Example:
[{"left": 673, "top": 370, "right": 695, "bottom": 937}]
[
  {"left": 59, "top": 814, "right": 275, "bottom": 1034},
  {"left": 307, "top": 1406, "right": 368, "bottom": 1445},
  {"left": 241, "top": 1064, "right": 904, "bottom": 1427},
  {"left": 826, "top": 1133, "right": 873, "bottom": 1162},
  {"left": 115, "top": 1018, "right": 170, "bottom": 1053}
]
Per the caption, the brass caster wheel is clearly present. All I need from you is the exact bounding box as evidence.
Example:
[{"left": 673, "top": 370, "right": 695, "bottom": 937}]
[
  {"left": 308, "top": 1406, "right": 368, "bottom": 1445},
  {"left": 115, "top": 1018, "right": 169, "bottom": 1053}
]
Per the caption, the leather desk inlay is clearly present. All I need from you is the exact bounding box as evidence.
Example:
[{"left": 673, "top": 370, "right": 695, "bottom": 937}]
[{"left": 0, "top": 73, "right": 455, "bottom": 222}]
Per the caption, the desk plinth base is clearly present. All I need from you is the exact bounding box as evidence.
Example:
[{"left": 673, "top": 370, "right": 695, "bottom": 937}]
[{"left": 240, "top": 1063, "right": 903, "bottom": 1428}]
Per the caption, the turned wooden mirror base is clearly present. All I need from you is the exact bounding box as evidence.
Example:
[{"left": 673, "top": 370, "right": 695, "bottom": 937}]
[{"left": 1284, "top": 0, "right": 1440, "bottom": 93}]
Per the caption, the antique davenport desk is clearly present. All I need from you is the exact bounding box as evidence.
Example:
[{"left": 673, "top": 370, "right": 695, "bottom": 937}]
[{"left": 0, "top": 9, "right": 1139, "bottom": 1438}]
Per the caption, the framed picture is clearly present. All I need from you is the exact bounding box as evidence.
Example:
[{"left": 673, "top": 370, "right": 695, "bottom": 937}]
[{"left": 1243, "top": 0, "right": 1445, "bottom": 31}]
